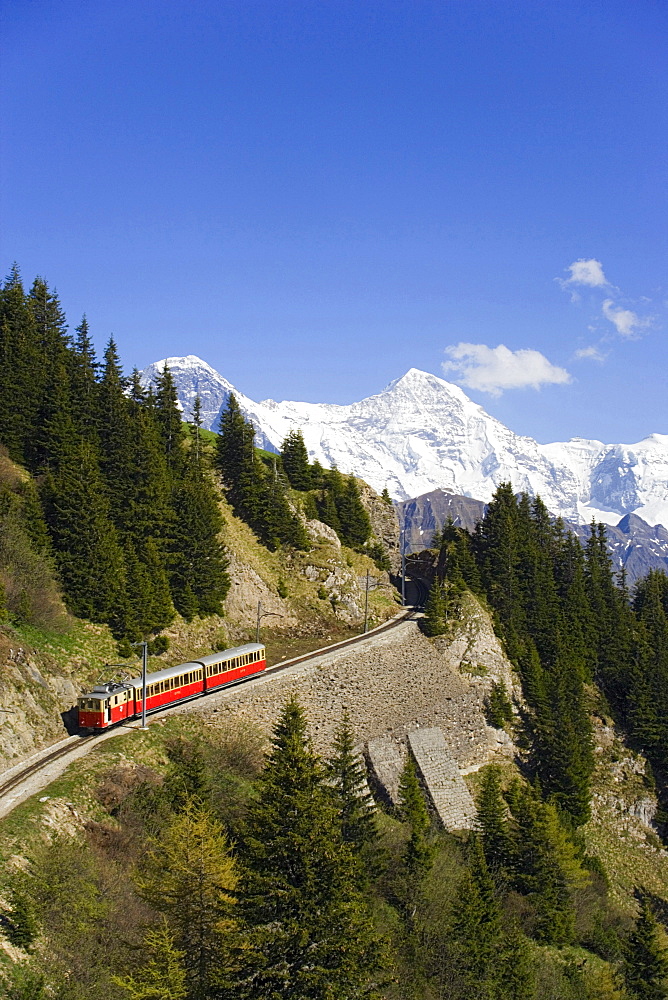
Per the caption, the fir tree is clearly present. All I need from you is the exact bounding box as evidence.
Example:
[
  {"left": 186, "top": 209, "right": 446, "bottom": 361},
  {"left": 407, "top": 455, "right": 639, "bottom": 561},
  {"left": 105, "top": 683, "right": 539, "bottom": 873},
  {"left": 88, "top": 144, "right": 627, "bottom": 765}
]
[
  {"left": 423, "top": 578, "right": 447, "bottom": 636},
  {"left": 450, "top": 838, "right": 506, "bottom": 1000},
  {"left": 310, "top": 459, "right": 325, "bottom": 490},
  {"left": 216, "top": 393, "right": 256, "bottom": 509},
  {"left": 153, "top": 363, "right": 185, "bottom": 475},
  {"left": 317, "top": 487, "right": 342, "bottom": 535},
  {"left": 327, "top": 711, "right": 379, "bottom": 872},
  {"left": 476, "top": 765, "right": 514, "bottom": 887},
  {"left": 236, "top": 696, "right": 381, "bottom": 999},
  {"left": 97, "top": 337, "right": 135, "bottom": 523},
  {"left": 380, "top": 486, "right": 392, "bottom": 505},
  {"left": 0, "top": 266, "right": 41, "bottom": 463},
  {"left": 171, "top": 459, "right": 230, "bottom": 617},
  {"left": 280, "top": 429, "right": 311, "bottom": 490},
  {"left": 163, "top": 737, "right": 211, "bottom": 812},
  {"left": 190, "top": 395, "right": 204, "bottom": 467},
  {"left": 397, "top": 755, "right": 433, "bottom": 920},
  {"left": 27, "top": 279, "right": 74, "bottom": 472},
  {"left": 507, "top": 783, "right": 587, "bottom": 945},
  {"left": 68, "top": 314, "right": 99, "bottom": 440},
  {"left": 4, "top": 887, "right": 39, "bottom": 952},
  {"left": 622, "top": 893, "right": 668, "bottom": 1000},
  {"left": 337, "top": 475, "right": 372, "bottom": 547},
  {"left": 41, "top": 440, "right": 129, "bottom": 635}
]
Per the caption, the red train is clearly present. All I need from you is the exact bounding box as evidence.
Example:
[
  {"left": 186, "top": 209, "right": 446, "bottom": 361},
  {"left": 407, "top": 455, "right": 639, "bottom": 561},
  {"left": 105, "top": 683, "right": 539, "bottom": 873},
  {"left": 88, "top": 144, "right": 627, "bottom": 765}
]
[{"left": 77, "top": 643, "right": 267, "bottom": 731}]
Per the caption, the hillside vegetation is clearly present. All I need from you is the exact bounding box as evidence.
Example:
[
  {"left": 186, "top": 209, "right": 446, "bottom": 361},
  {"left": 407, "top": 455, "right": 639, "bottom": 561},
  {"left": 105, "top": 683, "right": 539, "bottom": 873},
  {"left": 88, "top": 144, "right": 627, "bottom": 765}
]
[
  {"left": 1, "top": 268, "right": 668, "bottom": 998},
  {"left": 0, "top": 269, "right": 398, "bottom": 763}
]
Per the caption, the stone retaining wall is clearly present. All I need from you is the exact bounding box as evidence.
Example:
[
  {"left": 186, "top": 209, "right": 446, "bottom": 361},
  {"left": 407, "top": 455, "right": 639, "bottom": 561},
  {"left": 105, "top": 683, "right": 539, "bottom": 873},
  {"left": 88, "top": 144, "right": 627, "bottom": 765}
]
[{"left": 195, "top": 601, "right": 518, "bottom": 771}]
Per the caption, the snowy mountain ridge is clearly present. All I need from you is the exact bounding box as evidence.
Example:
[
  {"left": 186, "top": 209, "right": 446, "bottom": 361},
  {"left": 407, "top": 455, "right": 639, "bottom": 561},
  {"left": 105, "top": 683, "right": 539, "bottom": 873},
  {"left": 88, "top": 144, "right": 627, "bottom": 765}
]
[{"left": 141, "top": 356, "right": 668, "bottom": 529}]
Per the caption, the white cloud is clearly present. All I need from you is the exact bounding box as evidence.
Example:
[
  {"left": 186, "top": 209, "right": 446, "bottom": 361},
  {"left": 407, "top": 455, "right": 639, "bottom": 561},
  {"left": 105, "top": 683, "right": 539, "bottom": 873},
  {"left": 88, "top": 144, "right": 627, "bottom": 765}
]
[
  {"left": 442, "top": 343, "right": 572, "bottom": 397},
  {"left": 563, "top": 258, "right": 609, "bottom": 287},
  {"left": 574, "top": 345, "right": 606, "bottom": 362},
  {"left": 601, "top": 299, "right": 651, "bottom": 338}
]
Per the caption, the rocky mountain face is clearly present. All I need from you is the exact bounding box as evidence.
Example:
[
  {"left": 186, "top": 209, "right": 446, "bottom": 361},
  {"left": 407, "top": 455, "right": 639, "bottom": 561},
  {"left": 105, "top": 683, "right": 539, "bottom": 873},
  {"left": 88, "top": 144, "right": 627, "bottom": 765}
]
[{"left": 143, "top": 356, "right": 668, "bottom": 531}]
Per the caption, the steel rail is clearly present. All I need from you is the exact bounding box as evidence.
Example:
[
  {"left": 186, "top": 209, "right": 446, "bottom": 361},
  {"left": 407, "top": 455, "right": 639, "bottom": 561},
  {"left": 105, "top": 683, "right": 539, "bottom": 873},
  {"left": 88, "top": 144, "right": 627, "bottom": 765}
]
[{"left": 0, "top": 596, "right": 424, "bottom": 814}]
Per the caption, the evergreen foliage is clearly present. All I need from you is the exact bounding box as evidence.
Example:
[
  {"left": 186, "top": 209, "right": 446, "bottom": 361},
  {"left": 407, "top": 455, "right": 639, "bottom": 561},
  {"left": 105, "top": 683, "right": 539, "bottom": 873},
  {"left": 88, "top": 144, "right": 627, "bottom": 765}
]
[
  {"left": 622, "top": 893, "right": 668, "bottom": 1000},
  {"left": 396, "top": 755, "right": 434, "bottom": 921},
  {"left": 4, "top": 888, "right": 39, "bottom": 952},
  {"left": 0, "top": 272, "right": 232, "bottom": 638},
  {"left": 216, "top": 394, "right": 309, "bottom": 551},
  {"left": 485, "top": 680, "right": 514, "bottom": 728},
  {"left": 476, "top": 765, "right": 514, "bottom": 888},
  {"left": 236, "top": 696, "right": 381, "bottom": 998},
  {"left": 327, "top": 711, "right": 380, "bottom": 873},
  {"left": 280, "top": 429, "right": 311, "bottom": 490},
  {"left": 472, "top": 483, "right": 595, "bottom": 825}
]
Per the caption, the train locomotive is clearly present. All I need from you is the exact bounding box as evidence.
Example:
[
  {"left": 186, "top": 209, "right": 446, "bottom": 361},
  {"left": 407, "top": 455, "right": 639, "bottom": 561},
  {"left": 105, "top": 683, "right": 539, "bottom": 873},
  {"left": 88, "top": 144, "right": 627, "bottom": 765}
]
[{"left": 77, "top": 642, "right": 267, "bottom": 731}]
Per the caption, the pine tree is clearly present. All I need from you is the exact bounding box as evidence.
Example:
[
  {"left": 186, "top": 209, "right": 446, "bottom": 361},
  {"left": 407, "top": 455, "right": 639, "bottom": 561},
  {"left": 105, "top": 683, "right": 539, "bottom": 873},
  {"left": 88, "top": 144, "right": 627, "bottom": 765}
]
[
  {"left": 528, "top": 650, "right": 594, "bottom": 826},
  {"left": 450, "top": 838, "right": 506, "bottom": 1000},
  {"left": 396, "top": 755, "right": 433, "bottom": 921},
  {"left": 628, "top": 571, "right": 668, "bottom": 759},
  {"left": 216, "top": 393, "right": 256, "bottom": 509},
  {"left": 476, "top": 765, "right": 514, "bottom": 887},
  {"left": 236, "top": 696, "right": 381, "bottom": 999},
  {"left": 310, "top": 459, "right": 325, "bottom": 490},
  {"left": 135, "top": 804, "right": 238, "bottom": 1000},
  {"left": 280, "top": 429, "right": 311, "bottom": 490},
  {"left": 337, "top": 475, "right": 372, "bottom": 547},
  {"left": 327, "top": 711, "right": 379, "bottom": 871},
  {"left": 622, "top": 893, "right": 668, "bottom": 1000},
  {"left": 153, "top": 363, "right": 185, "bottom": 476},
  {"left": 474, "top": 483, "right": 527, "bottom": 662},
  {"left": 423, "top": 578, "right": 447, "bottom": 636},
  {"left": 163, "top": 737, "right": 211, "bottom": 812},
  {"left": 41, "top": 440, "right": 129, "bottom": 635},
  {"left": 508, "top": 783, "right": 586, "bottom": 945},
  {"left": 170, "top": 459, "right": 230, "bottom": 617},
  {"left": 380, "top": 486, "right": 392, "bottom": 505},
  {"left": 258, "top": 467, "right": 310, "bottom": 551},
  {"left": 0, "top": 267, "right": 48, "bottom": 466},
  {"left": 4, "top": 887, "right": 39, "bottom": 952},
  {"left": 68, "top": 314, "right": 99, "bottom": 440},
  {"left": 317, "top": 487, "right": 342, "bottom": 536},
  {"left": 97, "top": 337, "right": 135, "bottom": 523},
  {"left": 27, "top": 279, "right": 74, "bottom": 473},
  {"left": 190, "top": 395, "right": 204, "bottom": 467}
]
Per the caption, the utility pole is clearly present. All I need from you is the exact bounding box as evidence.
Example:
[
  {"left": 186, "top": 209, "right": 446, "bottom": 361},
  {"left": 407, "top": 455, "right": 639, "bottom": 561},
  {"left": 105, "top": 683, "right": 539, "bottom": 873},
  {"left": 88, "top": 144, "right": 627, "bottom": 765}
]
[
  {"left": 363, "top": 569, "right": 370, "bottom": 633},
  {"left": 140, "top": 640, "right": 148, "bottom": 730},
  {"left": 401, "top": 524, "right": 406, "bottom": 606}
]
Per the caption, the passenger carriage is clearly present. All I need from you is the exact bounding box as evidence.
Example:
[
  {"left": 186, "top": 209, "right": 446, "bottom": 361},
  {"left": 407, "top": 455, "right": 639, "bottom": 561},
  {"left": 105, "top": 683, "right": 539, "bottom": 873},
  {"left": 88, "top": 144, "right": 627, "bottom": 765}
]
[{"left": 77, "top": 643, "right": 266, "bottom": 731}]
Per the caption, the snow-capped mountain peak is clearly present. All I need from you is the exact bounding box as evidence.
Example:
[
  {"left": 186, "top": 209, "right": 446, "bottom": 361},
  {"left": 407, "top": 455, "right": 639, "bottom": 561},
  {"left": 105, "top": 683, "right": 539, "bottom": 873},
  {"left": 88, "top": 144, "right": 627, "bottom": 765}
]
[{"left": 140, "top": 355, "right": 668, "bottom": 529}]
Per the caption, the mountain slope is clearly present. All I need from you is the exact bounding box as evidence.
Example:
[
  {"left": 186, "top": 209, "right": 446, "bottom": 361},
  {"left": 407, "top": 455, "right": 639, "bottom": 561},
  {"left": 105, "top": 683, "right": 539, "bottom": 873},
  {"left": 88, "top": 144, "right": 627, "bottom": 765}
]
[{"left": 142, "top": 356, "right": 668, "bottom": 529}]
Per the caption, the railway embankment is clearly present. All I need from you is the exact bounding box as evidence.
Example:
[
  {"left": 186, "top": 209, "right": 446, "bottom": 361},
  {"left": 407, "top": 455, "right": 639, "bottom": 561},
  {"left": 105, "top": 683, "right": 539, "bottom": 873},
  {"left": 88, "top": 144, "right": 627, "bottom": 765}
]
[{"left": 193, "top": 592, "right": 517, "bottom": 767}]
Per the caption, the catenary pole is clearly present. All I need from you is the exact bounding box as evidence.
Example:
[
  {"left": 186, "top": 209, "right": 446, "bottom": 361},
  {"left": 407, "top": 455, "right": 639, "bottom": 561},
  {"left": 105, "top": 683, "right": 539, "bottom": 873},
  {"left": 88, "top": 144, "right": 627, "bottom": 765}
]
[
  {"left": 401, "top": 525, "right": 406, "bottom": 606},
  {"left": 140, "top": 641, "right": 148, "bottom": 730},
  {"left": 364, "top": 569, "right": 370, "bottom": 633}
]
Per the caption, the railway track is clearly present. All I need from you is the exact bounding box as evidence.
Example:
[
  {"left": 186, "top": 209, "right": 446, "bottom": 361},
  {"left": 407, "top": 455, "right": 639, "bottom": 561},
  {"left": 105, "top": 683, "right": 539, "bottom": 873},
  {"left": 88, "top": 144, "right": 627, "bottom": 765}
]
[{"left": 0, "top": 599, "right": 423, "bottom": 818}]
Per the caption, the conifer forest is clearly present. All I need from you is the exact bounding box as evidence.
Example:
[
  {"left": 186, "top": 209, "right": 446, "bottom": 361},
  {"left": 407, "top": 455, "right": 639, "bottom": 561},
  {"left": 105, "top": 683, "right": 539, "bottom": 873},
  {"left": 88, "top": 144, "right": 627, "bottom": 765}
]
[{"left": 1, "top": 270, "right": 668, "bottom": 998}]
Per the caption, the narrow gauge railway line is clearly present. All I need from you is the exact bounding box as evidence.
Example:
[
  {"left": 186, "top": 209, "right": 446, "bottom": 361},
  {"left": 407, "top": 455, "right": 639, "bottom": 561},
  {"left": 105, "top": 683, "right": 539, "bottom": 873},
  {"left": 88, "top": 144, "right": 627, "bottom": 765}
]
[
  {"left": 0, "top": 600, "right": 422, "bottom": 819},
  {"left": 0, "top": 736, "right": 98, "bottom": 801}
]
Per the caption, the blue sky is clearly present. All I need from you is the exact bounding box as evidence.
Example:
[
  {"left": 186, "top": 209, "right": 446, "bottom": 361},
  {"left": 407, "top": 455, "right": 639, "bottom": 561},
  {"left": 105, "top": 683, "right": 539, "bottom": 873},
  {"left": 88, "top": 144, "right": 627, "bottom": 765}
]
[{"left": 2, "top": 0, "right": 666, "bottom": 444}]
